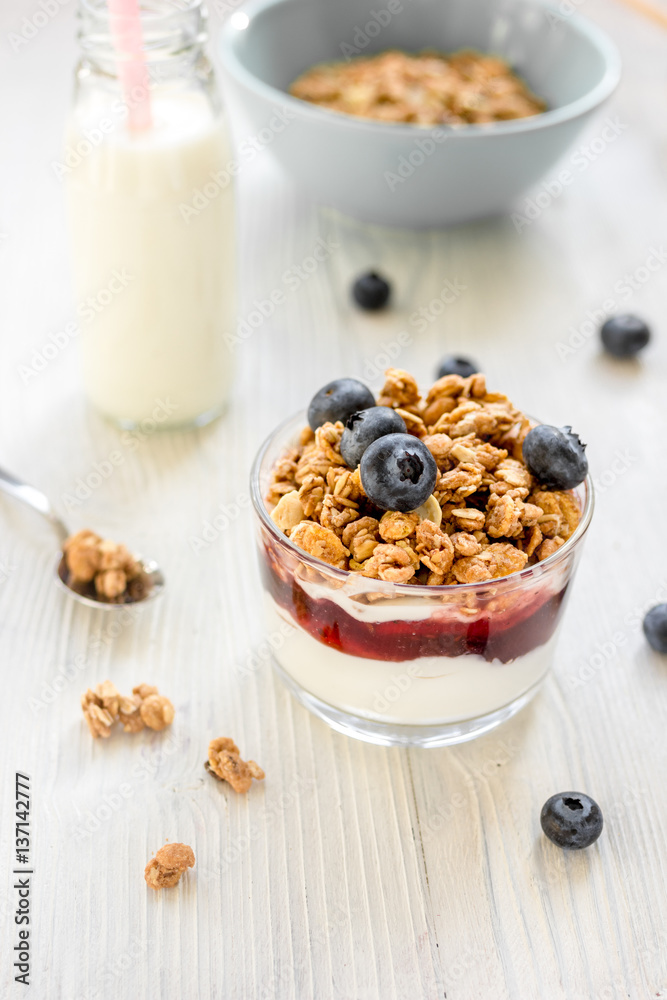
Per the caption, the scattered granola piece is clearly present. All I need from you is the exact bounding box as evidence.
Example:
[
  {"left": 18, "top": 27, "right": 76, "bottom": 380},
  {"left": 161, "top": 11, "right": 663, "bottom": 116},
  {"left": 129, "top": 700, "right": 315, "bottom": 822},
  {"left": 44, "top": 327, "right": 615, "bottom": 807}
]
[
  {"left": 140, "top": 694, "right": 175, "bottom": 731},
  {"left": 378, "top": 510, "right": 420, "bottom": 542},
  {"left": 342, "top": 517, "right": 380, "bottom": 562},
  {"left": 377, "top": 368, "right": 421, "bottom": 409},
  {"left": 81, "top": 687, "right": 117, "bottom": 739},
  {"left": 536, "top": 536, "right": 565, "bottom": 561},
  {"left": 81, "top": 682, "right": 173, "bottom": 738},
  {"left": 64, "top": 529, "right": 101, "bottom": 582},
  {"left": 270, "top": 490, "right": 306, "bottom": 533},
  {"left": 133, "top": 683, "right": 159, "bottom": 700},
  {"left": 63, "top": 530, "right": 151, "bottom": 604},
  {"left": 361, "top": 543, "right": 417, "bottom": 583},
  {"left": 320, "top": 495, "right": 360, "bottom": 535},
  {"left": 144, "top": 843, "right": 195, "bottom": 890},
  {"left": 118, "top": 694, "right": 144, "bottom": 733},
  {"left": 290, "top": 521, "right": 349, "bottom": 568},
  {"left": 206, "top": 737, "right": 265, "bottom": 793},
  {"left": 415, "top": 520, "right": 455, "bottom": 576},
  {"left": 451, "top": 532, "right": 483, "bottom": 557}
]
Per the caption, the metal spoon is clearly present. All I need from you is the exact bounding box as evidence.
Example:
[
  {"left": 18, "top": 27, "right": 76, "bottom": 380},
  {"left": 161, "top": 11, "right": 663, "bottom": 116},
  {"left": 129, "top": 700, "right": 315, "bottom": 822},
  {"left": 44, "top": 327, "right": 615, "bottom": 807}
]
[{"left": 0, "top": 465, "right": 164, "bottom": 609}]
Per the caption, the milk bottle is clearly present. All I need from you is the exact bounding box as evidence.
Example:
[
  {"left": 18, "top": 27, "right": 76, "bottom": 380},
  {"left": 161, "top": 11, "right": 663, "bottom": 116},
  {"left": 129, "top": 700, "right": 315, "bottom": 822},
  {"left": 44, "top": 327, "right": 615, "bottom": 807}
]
[{"left": 66, "top": 0, "right": 235, "bottom": 428}]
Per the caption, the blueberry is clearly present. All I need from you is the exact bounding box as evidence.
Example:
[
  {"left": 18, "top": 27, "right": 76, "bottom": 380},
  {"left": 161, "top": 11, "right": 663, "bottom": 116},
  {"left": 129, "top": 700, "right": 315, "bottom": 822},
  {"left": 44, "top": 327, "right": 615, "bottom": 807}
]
[
  {"left": 522, "top": 424, "right": 588, "bottom": 490},
  {"left": 643, "top": 603, "right": 667, "bottom": 653},
  {"left": 340, "top": 407, "right": 407, "bottom": 469},
  {"left": 600, "top": 314, "right": 650, "bottom": 358},
  {"left": 540, "top": 792, "right": 603, "bottom": 850},
  {"left": 352, "top": 272, "right": 391, "bottom": 311},
  {"left": 307, "top": 378, "right": 375, "bottom": 431},
  {"left": 360, "top": 433, "right": 438, "bottom": 512},
  {"left": 436, "top": 355, "right": 479, "bottom": 379}
]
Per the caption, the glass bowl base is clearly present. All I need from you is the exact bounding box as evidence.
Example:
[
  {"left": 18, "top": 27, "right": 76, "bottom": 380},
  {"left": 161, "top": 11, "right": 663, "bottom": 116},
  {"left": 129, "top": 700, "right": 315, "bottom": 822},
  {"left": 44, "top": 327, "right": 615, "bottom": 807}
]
[{"left": 272, "top": 659, "right": 544, "bottom": 748}]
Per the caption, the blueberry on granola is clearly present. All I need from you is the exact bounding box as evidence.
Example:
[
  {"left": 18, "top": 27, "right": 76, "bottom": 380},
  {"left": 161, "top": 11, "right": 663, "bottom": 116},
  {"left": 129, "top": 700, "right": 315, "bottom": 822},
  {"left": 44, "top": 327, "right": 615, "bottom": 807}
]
[
  {"left": 643, "top": 604, "right": 667, "bottom": 653},
  {"left": 540, "top": 792, "right": 603, "bottom": 850},
  {"left": 340, "top": 406, "right": 407, "bottom": 469},
  {"left": 352, "top": 271, "right": 391, "bottom": 311},
  {"left": 307, "top": 378, "right": 375, "bottom": 430},
  {"left": 600, "top": 314, "right": 650, "bottom": 358},
  {"left": 360, "top": 433, "right": 438, "bottom": 512},
  {"left": 436, "top": 355, "right": 480, "bottom": 379},
  {"left": 522, "top": 425, "right": 588, "bottom": 490}
]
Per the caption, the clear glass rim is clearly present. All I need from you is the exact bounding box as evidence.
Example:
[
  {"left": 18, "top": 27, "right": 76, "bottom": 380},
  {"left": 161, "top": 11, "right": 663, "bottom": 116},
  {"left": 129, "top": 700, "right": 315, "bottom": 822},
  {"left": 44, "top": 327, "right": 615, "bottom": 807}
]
[
  {"left": 76, "top": 0, "right": 208, "bottom": 60},
  {"left": 249, "top": 409, "right": 595, "bottom": 596},
  {"left": 79, "top": 0, "right": 205, "bottom": 22}
]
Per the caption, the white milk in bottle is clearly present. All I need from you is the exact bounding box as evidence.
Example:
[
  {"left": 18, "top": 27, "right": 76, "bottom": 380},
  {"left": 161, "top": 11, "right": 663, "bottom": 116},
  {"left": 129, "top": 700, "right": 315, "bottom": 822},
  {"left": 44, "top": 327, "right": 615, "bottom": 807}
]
[{"left": 66, "top": 1, "right": 235, "bottom": 428}]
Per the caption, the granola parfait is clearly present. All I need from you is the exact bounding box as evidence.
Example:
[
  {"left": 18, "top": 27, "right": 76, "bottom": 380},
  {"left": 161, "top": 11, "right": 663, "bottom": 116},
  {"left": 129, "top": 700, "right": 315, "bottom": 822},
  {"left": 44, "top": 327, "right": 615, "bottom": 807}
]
[{"left": 251, "top": 369, "right": 593, "bottom": 746}]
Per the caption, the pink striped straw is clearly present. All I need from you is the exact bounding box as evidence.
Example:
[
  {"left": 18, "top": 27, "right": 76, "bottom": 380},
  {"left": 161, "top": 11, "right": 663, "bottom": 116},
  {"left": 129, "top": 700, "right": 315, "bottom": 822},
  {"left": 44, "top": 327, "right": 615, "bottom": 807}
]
[{"left": 107, "top": 0, "right": 152, "bottom": 133}]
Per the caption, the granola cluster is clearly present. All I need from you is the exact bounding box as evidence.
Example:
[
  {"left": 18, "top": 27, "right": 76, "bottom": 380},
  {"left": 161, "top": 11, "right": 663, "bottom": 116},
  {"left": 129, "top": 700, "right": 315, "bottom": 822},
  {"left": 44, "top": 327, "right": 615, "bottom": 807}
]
[
  {"left": 289, "top": 49, "right": 546, "bottom": 126},
  {"left": 63, "top": 530, "right": 152, "bottom": 603},
  {"left": 144, "top": 843, "right": 195, "bottom": 890},
  {"left": 266, "top": 370, "right": 582, "bottom": 585},
  {"left": 205, "top": 737, "right": 265, "bottom": 794},
  {"left": 81, "top": 680, "right": 174, "bottom": 738}
]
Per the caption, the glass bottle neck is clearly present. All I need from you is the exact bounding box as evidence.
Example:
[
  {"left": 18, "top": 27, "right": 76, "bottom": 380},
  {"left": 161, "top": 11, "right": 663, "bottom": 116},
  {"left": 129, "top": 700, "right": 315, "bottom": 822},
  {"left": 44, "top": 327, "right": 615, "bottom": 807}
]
[{"left": 76, "top": 0, "right": 209, "bottom": 79}]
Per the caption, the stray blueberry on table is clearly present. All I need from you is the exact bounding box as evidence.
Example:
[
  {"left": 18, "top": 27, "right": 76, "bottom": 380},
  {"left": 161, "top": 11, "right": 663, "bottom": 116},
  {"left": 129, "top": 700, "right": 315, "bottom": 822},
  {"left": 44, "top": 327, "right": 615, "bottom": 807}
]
[
  {"left": 360, "top": 433, "right": 438, "bottom": 512},
  {"left": 436, "top": 355, "right": 479, "bottom": 379},
  {"left": 352, "top": 271, "right": 391, "bottom": 311},
  {"left": 522, "top": 424, "right": 588, "bottom": 490},
  {"left": 643, "top": 603, "right": 667, "bottom": 653},
  {"left": 307, "top": 378, "right": 375, "bottom": 430},
  {"left": 540, "top": 792, "right": 603, "bottom": 850},
  {"left": 340, "top": 406, "right": 407, "bottom": 469},
  {"left": 600, "top": 314, "right": 650, "bottom": 358}
]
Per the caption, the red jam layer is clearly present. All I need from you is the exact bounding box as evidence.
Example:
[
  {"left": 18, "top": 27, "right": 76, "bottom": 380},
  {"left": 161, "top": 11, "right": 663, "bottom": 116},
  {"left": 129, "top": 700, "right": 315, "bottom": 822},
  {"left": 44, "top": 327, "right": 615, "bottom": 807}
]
[{"left": 261, "top": 550, "right": 571, "bottom": 663}]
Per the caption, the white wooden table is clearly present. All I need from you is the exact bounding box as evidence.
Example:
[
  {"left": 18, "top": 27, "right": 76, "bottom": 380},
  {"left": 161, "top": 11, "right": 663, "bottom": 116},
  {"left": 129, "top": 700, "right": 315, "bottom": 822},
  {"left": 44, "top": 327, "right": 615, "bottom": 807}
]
[{"left": 1, "top": 2, "right": 667, "bottom": 997}]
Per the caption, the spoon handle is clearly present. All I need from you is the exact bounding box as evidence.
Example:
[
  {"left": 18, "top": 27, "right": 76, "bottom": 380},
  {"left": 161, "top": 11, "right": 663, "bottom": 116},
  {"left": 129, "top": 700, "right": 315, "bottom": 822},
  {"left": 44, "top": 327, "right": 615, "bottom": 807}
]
[{"left": 0, "top": 466, "right": 69, "bottom": 545}]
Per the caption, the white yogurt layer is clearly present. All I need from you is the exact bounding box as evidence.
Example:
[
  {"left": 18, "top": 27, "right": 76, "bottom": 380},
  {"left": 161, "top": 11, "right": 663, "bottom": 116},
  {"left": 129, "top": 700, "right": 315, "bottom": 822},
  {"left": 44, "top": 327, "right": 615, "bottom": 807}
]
[{"left": 265, "top": 597, "right": 555, "bottom": 725}]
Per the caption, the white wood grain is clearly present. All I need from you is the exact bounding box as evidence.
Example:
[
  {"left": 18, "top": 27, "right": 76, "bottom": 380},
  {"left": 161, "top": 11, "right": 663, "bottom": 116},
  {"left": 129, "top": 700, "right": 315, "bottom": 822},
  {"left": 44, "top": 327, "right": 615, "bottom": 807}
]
[{"left": 1, "top": 1, "right": 667, "bottom": 998}]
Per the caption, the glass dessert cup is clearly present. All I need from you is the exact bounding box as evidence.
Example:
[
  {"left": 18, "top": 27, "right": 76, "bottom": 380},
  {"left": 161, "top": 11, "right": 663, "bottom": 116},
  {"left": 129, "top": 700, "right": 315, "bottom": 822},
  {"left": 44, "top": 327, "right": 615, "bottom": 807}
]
[{"left": 251, "top": 413, "right": 594, "bottom": 748}]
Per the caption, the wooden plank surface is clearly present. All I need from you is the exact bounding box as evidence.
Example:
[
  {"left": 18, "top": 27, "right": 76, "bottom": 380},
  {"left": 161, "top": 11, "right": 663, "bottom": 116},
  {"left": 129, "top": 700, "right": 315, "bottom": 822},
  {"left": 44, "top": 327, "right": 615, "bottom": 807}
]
[{"left": 1, "top": 1, "right": 666, "bottom": 998}]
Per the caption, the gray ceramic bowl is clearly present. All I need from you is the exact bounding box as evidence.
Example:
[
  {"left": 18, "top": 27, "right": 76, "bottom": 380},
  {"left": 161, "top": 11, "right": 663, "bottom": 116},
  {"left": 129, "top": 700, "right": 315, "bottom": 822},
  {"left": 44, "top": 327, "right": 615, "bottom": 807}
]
[{"left": 219, "top": 0, "right": 621, "bottom": 229}]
